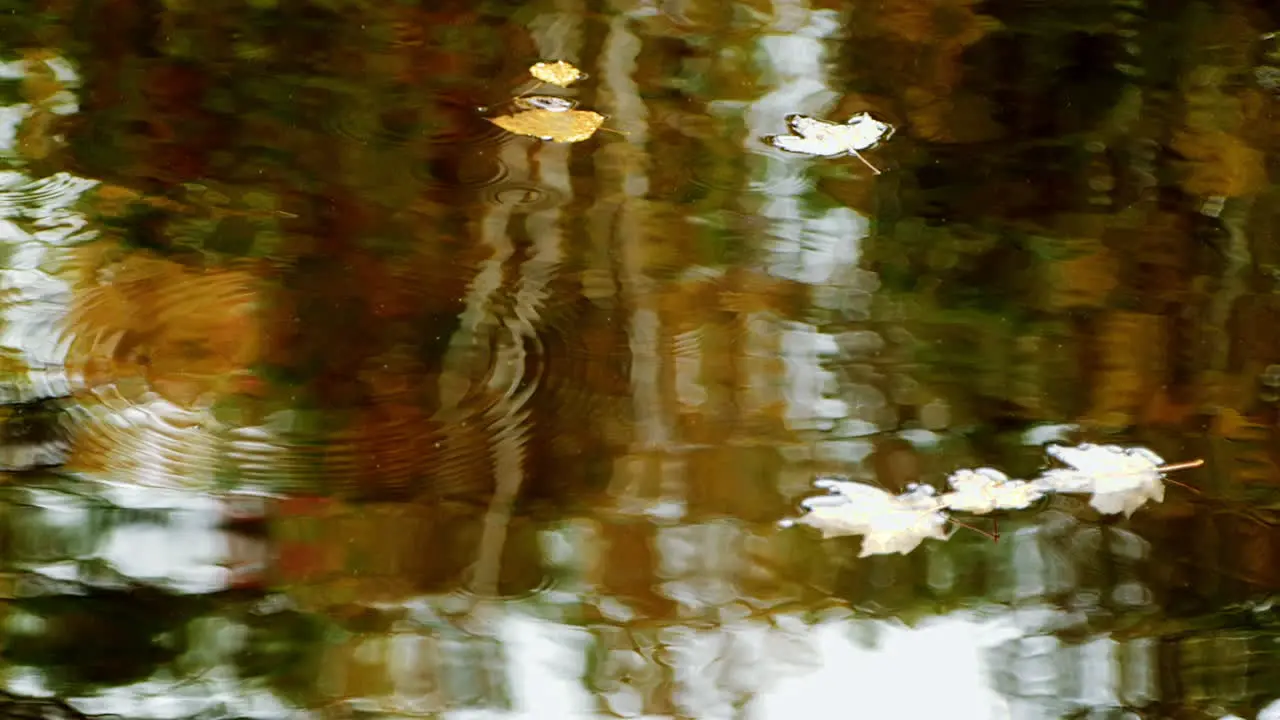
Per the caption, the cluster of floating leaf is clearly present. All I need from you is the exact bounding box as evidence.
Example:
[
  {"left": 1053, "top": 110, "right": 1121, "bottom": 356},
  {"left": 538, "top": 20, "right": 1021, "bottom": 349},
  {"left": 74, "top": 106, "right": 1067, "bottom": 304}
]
[
  {"left": 487, "top": 61, "right": 606, "bottom": 144},
  {"left": 489, "top": 60, "right": 899, "bottom": 174},
  {"left": 782, "top": 443, "right": 1203, "bottom": 557}
]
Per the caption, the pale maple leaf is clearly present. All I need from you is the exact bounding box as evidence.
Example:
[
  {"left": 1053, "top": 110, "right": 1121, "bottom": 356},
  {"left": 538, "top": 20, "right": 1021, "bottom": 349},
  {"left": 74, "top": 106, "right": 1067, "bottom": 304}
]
[
  {"left": 1033, "top": 443, "right": 1167, "bottom": 517},
  {"left": 856, "top": 484, "right": 949, "bottom": 557},
  {"left": 787, "top": 478, "right": 899, "bottom": 538},
  {"left": 783, "top": 479, "right": 948, "bottom": 556},
  {"left": 764, "top": 112, "right": 895, "bottom": 173},
  {"left": 940, "top": 467, "right": 1044, "bottom": 514}
]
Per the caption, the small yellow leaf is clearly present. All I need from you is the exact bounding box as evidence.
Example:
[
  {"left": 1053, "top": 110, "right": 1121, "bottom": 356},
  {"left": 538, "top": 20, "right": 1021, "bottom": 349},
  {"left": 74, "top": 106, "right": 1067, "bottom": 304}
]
[
  {"left": 529, "top": 60, "right": 586, "bottom": 87},
  {"left": 488, "top": 108, "right": 604, "bottom": 143}
]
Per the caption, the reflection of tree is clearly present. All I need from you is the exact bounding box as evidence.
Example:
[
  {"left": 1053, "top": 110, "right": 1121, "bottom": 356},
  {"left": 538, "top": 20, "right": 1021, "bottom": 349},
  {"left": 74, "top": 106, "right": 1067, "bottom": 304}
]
[
  {"left": 3, "top": 590, "right": 205, "bottom": 691},
  {"left": 843, "top": 0, "right": 1280, "bottom": 470}
]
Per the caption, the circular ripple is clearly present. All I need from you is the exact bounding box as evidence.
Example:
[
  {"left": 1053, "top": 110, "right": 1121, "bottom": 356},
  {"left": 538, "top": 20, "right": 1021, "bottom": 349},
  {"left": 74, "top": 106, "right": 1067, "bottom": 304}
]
[
  {"left": 0, "top": 172, "right": 99, "bottom": 216},
  {"left": 456, "top": 570, "right": 558, "bottom": 602},
  {"left": 533, "top": 300, "right": 633, "bottom": 451},
  {"left": 481, "top": 181, "right": 567, "bottom": 214},
  {"left": 60, "top": 388, "right": 225, "bottom": 489},
  {"left": 409, "top": 150, "right": 510, "bottom": 192},
  {"left": 419, "top": 105, "right": 515, "bottom": 149},
  {"left": 226, "top": 409, "right": 458, "bottom": 500},
  {"left": 60, "top": 260, "right": 260, "bottom": 402},
  {"left": 51, "top": 254, "right": 262, "bottom": 487},
  {"left": 321, "top": 95, "right": 513, "bottom": 150},
  {"left": 321, "top": 101, "right": 419, "bottom": 147},
  {"left": 651, "top": 141, "right": 813, "bottom": 201},
  {"left": 226, "top": 326, "right": 545, "bottom": 501}
]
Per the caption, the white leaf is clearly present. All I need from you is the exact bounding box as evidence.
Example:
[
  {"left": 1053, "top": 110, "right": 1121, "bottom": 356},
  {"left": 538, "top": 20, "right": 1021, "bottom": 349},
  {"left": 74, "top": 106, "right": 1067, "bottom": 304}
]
[
  {"left": 855, "top": 501, "right": 949, "bottom": 557},
  {"left": 764, "top": 112, "right": 894, "bottom": 158},
  {"left": 789, "top": 478, "right": 899, "bottom": 538},
  {"left": 940, "top": 467, "right": 1044, "bottom": 514},
  {"left": 784, "top": 477, "right": 949, "bottom": 555},
  {"left": 1033, "top": 443, "right": 1167, "bottom": 517},
  {"left": 768, "top": 134, "right": 847, "bottom": 157}
]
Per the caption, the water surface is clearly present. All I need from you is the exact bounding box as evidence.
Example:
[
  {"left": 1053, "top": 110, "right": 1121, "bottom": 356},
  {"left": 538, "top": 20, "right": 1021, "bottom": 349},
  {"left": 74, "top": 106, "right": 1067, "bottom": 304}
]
[{"left": 0, "top": 1, "right": 1279, "bottom": 718}]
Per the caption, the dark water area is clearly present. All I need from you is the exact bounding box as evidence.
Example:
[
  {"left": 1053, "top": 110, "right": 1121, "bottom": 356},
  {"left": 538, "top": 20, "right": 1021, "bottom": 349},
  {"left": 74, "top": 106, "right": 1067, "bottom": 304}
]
[{"left": 0, "top": 0, "right": 1278, "bottom": 718}]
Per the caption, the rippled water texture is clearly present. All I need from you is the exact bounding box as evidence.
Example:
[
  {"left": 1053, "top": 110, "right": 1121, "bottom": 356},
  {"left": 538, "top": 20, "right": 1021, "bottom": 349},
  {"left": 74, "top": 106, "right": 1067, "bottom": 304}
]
[{"left": 1, "top": 1, "right": 1280, "bottom": 718}]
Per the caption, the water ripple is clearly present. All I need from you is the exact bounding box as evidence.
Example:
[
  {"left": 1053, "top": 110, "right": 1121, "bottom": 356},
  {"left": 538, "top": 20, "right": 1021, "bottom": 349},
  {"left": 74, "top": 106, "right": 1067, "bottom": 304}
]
[
  {"left": 60, "top": 389, "right": 223, "bottom": 489},
  {"left": 36, "top": 220, "right": 572, "bottom": 509},
  {"left": 59, "top": 256, "right": 260, "bottom": 404},
  {"left": 221, "top": 324, "right": 547, "bottom": 501},
  {"left": 410, "top": 151, "right": 511, "bottom": 192},
  {"left": 226, "top": 409, "right": 456, "bottom": 500},
  {"left": 46, "top": 252, "right": 261, "bottom": 487},
  {"left": 0, "top": 172, "right": 98, "bottom": 217},
  {"left": 313, "top": 82, "right": 515, "bottom": 149},
  {"left": 652, "top": 140, "right": 814, "bottom": 202},
  {"left": 482, "top": 181, "right": 568, "bottom": 214},
  {"left": 534, "top": 301, "right": 632, "bottom": 445}
]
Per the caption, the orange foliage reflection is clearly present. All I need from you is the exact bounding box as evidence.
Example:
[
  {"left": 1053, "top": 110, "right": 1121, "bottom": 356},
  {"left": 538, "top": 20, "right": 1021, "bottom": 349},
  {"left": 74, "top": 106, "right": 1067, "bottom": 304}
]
[{"left": 62, "top": 244, "right": 262, "bottom": 408}]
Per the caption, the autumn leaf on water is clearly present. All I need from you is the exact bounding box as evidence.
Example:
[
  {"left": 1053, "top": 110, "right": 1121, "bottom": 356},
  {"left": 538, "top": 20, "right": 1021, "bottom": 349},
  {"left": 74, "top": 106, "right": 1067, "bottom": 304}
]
[
  {"left": 1031, "top": 443, "right": 1202, "bottom": 517},
  {"left": 765, "top": 112, "right": 895, "bottom": 174},
  {"left": 784, "top": 478, "right": 901, "bottom": 538},
  {"left": 781, "top": 479, "right": 949, "bottom": 557},
  {"left": 940, "top": 468, "right": 1044, "bottom": 514},
  {"left": 488, "top": 107, "right": 605, "bottom": 143},
  {"left": 529, "top": 60, "right": 586, "bottom": 87},
  {"left": 855, "top": 484, "right": 951, "bottom": 557},
  {"left": 780, "top": 443, "right": 1204, "bottom": 558}
]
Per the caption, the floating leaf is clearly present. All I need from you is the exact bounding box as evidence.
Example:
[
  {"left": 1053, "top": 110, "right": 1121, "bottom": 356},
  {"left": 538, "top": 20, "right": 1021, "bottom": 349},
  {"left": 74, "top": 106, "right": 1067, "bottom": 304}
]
[
  {"left": 1032, "top": 443, "right": 1200, "bottom": 517},
  {"left": 488, "top": 108, "right": 605, "bottom": 143},
  {"left": 856, "top": 484, "right": 951, "bottom": 557},
  {"left": 787, "top": 478, "right": 902, "bottom": 538},
  {"left": 529, "top": 60, "right": 586, "bottom": 87},
  {"left": 783, "top": 479, "right": 948, "bottom": 556},
  {"left": 940, "top": 468, "right": 1044, "bottom": 514},
  {"left": 764, "top": 112, "right": 894, "bottom": 173},
  {"left": 783, "top": 443, "right": 1203, "bottom": 558}
]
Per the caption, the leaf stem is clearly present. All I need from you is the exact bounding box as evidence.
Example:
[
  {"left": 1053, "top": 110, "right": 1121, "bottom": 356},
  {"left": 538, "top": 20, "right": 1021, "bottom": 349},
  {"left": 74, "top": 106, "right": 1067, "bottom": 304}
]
[
  {"left": 1157, "top": 459, "right": 1204, "bottom": 473},
  {"left": 948, "top": 516, "right": 998, "bottom": 542},
  {"left": 1157, "top": 459, "right": 1204, "bottom": 494},
  {"left": 849, "top": 149, "right": 882, "bottom": 175}
]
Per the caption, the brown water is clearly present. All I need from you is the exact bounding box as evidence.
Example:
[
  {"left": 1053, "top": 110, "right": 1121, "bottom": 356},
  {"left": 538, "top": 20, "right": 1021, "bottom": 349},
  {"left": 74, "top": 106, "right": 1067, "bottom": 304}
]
[{"left": 1, "top": 1, "right": 1280, "bottom": 718}]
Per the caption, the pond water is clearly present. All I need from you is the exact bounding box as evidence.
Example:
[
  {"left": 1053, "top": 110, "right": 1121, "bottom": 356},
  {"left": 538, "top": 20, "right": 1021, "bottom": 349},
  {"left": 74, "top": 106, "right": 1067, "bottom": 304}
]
[{"left": 0, "top": 0, "right": 1279, "bottom": 718}]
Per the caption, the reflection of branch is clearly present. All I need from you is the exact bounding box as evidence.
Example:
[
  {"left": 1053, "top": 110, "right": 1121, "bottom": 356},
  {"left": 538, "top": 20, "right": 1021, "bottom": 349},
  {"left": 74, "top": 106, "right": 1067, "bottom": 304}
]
[
  {"left": 469, "top": 331, "right": 541, "bottom": 597},
  {"left": 469, "top": 409, "right": 527, "bottom": 597},
  {"left": 0, "top": 688, "right": 103, "bottom": 719}
]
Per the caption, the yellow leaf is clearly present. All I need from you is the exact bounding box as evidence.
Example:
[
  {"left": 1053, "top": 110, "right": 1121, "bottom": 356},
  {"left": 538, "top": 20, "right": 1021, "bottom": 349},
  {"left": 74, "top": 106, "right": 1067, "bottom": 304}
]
[
  {"left": 529, "top": 60, "right": 585, "bottom": 87},
  {"left": 488, "top": 108, "right": 604, "bottom": 143}
]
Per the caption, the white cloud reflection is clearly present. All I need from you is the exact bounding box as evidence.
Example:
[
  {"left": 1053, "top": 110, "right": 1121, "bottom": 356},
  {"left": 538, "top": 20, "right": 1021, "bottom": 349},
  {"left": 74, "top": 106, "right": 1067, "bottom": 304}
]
[{"left": 439, "top": 609, "right": 1020, "bottom": 720}]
